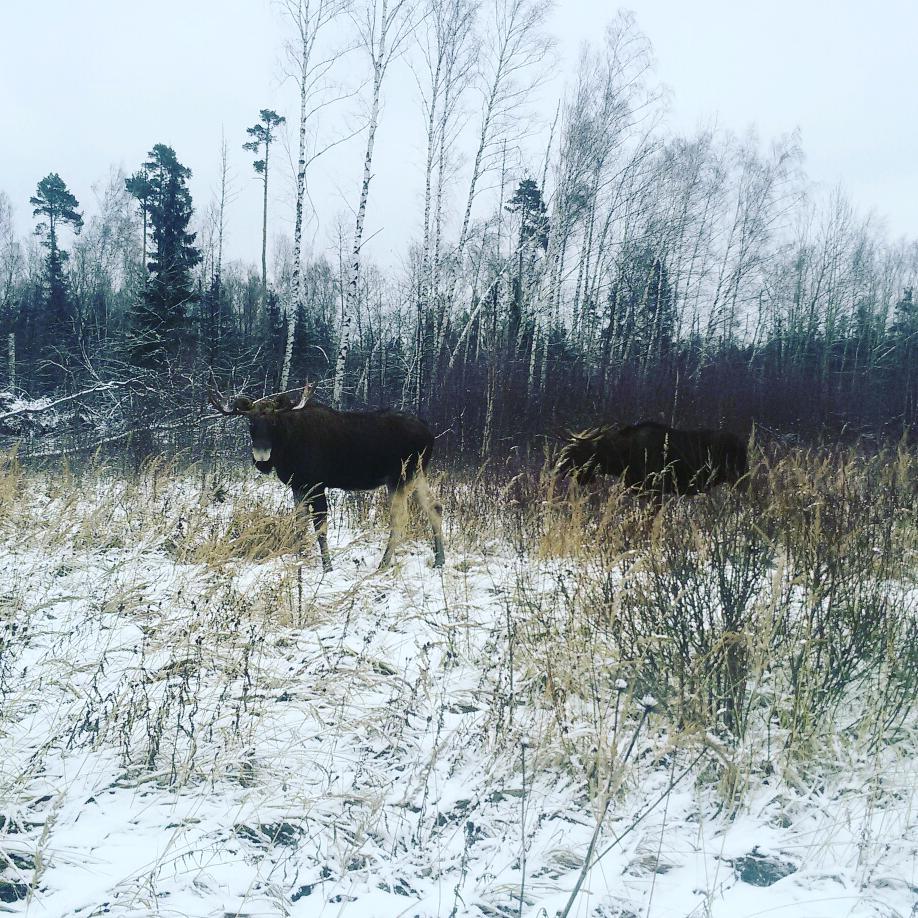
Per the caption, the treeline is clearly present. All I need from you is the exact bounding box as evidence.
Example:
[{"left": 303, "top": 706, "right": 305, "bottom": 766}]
[{"left": 0, "top": 5, "right": 916, "bottom": 463}]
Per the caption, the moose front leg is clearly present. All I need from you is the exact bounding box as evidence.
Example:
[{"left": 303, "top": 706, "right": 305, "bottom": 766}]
[{"left": 294, "top": 485, "right": 331, "bottom": 572}]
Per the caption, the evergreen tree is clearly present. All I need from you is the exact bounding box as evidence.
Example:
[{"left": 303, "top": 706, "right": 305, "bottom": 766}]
[
  {"left": 505, "top": 178, "right": 549, "bottom": 252},
  {"left": 243, "top": 109, "right": 285, "bottom": 290},
  {"left": 891, "top": 286, "right": 917, "bottom": 419},
  {"left": 262, "top": 286, "right": 286, "bottom": 383},
  {"left": 608, "top": 246, "right": 675, "bottom": 362},
  {"left": 505, "top": 178, "right": 549, "bottom": 320},
  {"left": 125, "top": 168, "right": 153, "bottom": 271},
  {"left": 890, "top": 287, "right": 916, "bottom": 341},
  {"left": 30, "top": 173, "right": 83, "bottom": 370},
  {"left": 129, "top": 144, "right": 200, "bottom": 368},
  {"left": 642, "top": 253, "right": 675, "bottom": 359}
]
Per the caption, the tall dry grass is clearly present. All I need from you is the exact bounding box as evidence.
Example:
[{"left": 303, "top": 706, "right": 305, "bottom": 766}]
[
  {"left": 1, "top": 440, "right": 915, "bottom": 794},
  {"left": 439, "top": 441, "right": 916, "bottom": 787}
]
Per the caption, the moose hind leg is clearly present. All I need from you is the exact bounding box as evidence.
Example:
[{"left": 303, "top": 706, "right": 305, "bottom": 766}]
[
  {"left": 295, "top": 486, "right": 331, "bottom": 572},
  {"left": 413, "top": 473, "right": 445, "bottom": 567},
  {"left": 379, "top": 484, "right": 409, "bottom": 570},
  {"left": 311, "top": 490, "right": 332, "bottom": 572}
]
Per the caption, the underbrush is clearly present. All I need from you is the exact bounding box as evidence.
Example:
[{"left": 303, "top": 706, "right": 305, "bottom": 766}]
[
  {"left": 474, "top": 443, "right": 918, "bottom": 744},
  {"left": 0, "top": 442, "right": 915, "bottom": 915}
]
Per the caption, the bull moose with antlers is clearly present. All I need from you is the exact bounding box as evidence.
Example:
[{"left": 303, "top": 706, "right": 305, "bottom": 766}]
[
  {"left": 209, "top": 383, "right": 445, "bottom": 572},
  {"left": 555, "top": 421, "right": 747, "bottom": 497}
]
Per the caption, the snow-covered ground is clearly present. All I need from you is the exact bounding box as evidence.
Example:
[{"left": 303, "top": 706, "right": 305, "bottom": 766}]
[{"left": 0, "top": 467, "right": 915, "bottom": 917}]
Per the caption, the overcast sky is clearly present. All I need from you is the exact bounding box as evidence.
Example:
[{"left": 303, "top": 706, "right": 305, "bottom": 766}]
[{"left": 2, "top": 0, "right": 916, "bottom": 271}]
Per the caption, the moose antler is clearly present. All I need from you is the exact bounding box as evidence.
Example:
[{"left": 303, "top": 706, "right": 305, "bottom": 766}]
[
  {"left": 207, "top": 379, "right": 314, "bottom": 415},
  {"left": 570, "top": 425, "right": 606, "bottom": 444},
  {"left": 207, "top": 373, "right": 255, "bottom": 416},
  {"left": 207, "top": 385, "right": 239, "bottom": 416},
  {"left": 287, "top": 382, "right": 315, "bottom": 411},
  {"left": 270, "top": 382, "right": 316, "bottom": 412}
]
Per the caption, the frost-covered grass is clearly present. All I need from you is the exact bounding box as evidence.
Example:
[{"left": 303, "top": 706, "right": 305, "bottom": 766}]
[{"left": 0, "top": 447, "right": 915, "bottom": 917}]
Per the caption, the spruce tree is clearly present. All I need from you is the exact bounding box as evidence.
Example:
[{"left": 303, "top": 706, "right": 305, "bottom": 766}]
[
  {"left": 30, "top": 173, "right": 83, "bottom": 372},
  {"left": 129, "top": 145, "right": 200, "bottom": 368},
  {"left": 608, "top": 246, "right": 675, "bottom": 362},
  {"left": 505, "top": 178, "right": 549, "bottom": 320}
]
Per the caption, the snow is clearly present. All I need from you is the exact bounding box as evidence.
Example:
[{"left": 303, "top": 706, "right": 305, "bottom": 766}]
[{"left": 0, "top": 470, "right": 915, "bottom": 917}]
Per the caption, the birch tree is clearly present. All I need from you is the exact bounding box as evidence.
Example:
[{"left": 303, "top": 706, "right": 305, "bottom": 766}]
[
  {"left": 438, "top": 0, "right": 550, "bottom": 392},
  {"left": 333, "top": 0, "right": 418, "bottom": 407},
  {"left": 199, "top": 135, "right": 237, "bottom": 366},
  {"left": 0, "top": 193, "right": 21, "bottom": 389},
  {"left": 705, "top": 132, "right": 801, "bottom": 349},
  {"left": 280, "top": 0, "right": 352, "bottom": 390},
  {"left": 410, "top": 0, "right": 477, "bottom": 408},
  {"left": 454, "top": 0, "right": 551, "bottom": 270}
]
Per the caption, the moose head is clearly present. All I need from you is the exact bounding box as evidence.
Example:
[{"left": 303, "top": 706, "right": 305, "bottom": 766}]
[{"left": 208, "top": 383, "right": 315, "bottom": 467}]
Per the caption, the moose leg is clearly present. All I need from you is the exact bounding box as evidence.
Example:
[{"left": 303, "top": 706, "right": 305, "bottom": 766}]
[
  {"left": 379, "top": 484, "right": 409, "bottom": 570},
  {"left": 294, "top": 486, "right": 331, "bottom": 572},
  {"left": 412, "top": 472, "right": 445, "bottom": 567},
  {"left": 311, "top": 490, "right": 331, "bottom": 572}
]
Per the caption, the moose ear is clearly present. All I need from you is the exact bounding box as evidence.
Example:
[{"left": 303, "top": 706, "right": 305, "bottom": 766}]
[
  {"left": 233, "top": 396, "right": 254, "bottom": 412},
  {"left": 273, "top": 393, "right": 293, "bottom": 410}
]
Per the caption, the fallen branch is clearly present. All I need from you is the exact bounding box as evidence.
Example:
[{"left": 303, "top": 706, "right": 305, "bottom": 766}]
[{"left": 0, "top": 380, "right": 138, "bottom": 421}]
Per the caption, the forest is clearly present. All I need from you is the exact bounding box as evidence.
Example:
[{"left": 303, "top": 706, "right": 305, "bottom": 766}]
[{"left": 1, "top": 3, "right": 915, "bottom": 462}]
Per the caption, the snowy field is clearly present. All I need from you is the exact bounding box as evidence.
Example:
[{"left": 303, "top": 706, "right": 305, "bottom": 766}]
[{"left": 1, "top": 454, "right": 915, "bottom": 917}]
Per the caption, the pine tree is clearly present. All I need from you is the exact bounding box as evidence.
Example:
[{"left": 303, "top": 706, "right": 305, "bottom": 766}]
[
  {"left": 125, "top": 169, "right": 153, "bottom": 271},
  {"left": 129, "top": 145, "right": 200, "bottom": 368},
  {"left": 505, "top": 178, "right": 549, "bottom": 252},
  {"left": 30, "top": 173, "right": 83, "bottom": 370},
  {"left": 243, "top": 109, "right": 285, "bottom": 292}
]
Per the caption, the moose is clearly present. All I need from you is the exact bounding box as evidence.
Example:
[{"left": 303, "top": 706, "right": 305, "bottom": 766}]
[
  {"left": 208, "top": 383, "right": 445, "bottom": 572},
  {"left": 555, "top": 420, "right": 748, "bottom": 497}
]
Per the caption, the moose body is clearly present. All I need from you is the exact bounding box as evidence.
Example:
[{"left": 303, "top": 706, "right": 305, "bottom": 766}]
[
  {"left": 210, "top": 385, "right": 445, "bottom": 572},
  {"left": 556, "top": 421, "right": 747, "bottom": 496}
]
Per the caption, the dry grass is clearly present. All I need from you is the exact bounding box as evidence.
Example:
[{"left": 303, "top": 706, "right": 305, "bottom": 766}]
[
  {"left": 0, "top": 441, "right": 915, "bottom": 914},
  {"left": 440, "top": 441, "right": 917, "bottom": 769}
]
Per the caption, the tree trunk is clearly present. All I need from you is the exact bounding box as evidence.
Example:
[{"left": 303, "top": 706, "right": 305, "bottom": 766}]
[
  {"left": 261, "top": 139, "right": 270, "bottom": 292},
  {"left": 334, "top": 0, "right": 390, "bottom": 407},
  {"left": 7, "top": 332, "right": 14, "bottom": 391},
  {"left": 281, "top": 35, "right": 313, "bottom": 393}
]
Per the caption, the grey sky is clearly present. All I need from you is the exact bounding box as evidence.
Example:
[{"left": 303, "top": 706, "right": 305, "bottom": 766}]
[{"left": 2, "top": 0, "right": 916, "bottom": 272}]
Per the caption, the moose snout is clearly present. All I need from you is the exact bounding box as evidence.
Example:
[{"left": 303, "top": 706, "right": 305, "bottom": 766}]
[{"left": 252, "top": 445, "right": 272, "bottom": 462}]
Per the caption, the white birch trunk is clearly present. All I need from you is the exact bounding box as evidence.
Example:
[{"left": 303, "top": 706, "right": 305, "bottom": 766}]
[
  {"left": 334, "top": 0, "right": 395, "bottom": 407},
  {"left": 281, "top": 24, "right": 312, "bottom": 392},
  {"left": 527, "top": 316, "right": 540, "bottom": 399},
  {"left": 280, "top": 297, "right": 296, "bottom": 392},
  {"left": 425, "top": 0, "right": 475, "bottom": 401}
]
